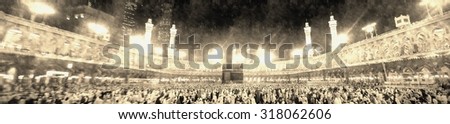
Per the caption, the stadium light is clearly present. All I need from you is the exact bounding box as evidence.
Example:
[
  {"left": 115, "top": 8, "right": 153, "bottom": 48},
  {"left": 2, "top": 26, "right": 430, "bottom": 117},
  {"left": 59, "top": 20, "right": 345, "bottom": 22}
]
[
  {"left": 330, "top": 34, "right": 349, "bottom": 50},
  {"left": 88, "top": 22, "right": 109, "bottom": 35},
  {"left": 338, "top": 34, "right": 349, "bottom": 44},
  {"left": 67, "top": 63, "right": 73, "bottom": 69},
  {"left": 420, "top": 0, "right": 432, "bottom": 17},
  {"left": 26, "top": 2, "right": 55, "bottom": 23},
  {"left": 362, "top": 23, "right": 377, "bottom": 39},
  {"left": 27, "top": 2, "right": 56, "bottom": 15},
  {"left": 420, "top": 0, "right": 445, "bottom": 16}
]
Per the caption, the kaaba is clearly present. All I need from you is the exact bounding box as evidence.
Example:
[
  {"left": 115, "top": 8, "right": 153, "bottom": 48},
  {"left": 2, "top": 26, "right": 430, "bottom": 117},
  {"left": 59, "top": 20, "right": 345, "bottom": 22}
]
[{"left": 222, "top": 64, "right": 244, "bottom": 84}]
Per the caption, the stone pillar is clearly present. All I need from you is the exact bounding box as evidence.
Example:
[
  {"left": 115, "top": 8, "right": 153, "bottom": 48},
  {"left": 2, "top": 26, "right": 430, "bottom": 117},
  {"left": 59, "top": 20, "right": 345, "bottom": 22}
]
[
  {"left": 328, "top": 15, "right": 338, "bottom": 51},
  {"left": 144, "top": 19, "right": 154, "bottom": 44}
]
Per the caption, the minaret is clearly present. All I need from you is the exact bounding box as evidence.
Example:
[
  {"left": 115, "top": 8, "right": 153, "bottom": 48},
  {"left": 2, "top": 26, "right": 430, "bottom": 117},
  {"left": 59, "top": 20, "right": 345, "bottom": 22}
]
[
  {"left": 166, "top": 24, "right": 177, "bottom": 69},
  {"left": 145, "top": 19, "right": 154, "bottom": 44},
  {"left": 304, "top": 22, "right": 313, "bottom": 57},
  {"left": 304, "top": 22, "right": 312, "bottom": 45},
  {"left": 169, "top": 24, "right": 177, "bottom": 49},
  {"left": 169, "top": 24, "right": 177, "bottom": 58},
  {"left": 328, "top": 15, "right": 338, "bottom": 51}
]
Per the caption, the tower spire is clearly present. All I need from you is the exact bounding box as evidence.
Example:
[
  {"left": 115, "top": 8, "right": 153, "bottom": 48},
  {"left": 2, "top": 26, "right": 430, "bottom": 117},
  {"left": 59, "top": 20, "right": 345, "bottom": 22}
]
[{"left": 328, "top": 14, "right": 338, "bottom": 51}]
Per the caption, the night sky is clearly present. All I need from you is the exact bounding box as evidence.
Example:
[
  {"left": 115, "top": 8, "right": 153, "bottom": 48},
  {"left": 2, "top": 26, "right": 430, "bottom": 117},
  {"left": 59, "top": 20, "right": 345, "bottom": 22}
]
[
  {"left": 130, "top": 0, "right": 444, "bottom": 48},
  {"left": 0, "top": 0, "right": 445, "bottom": 48}
]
